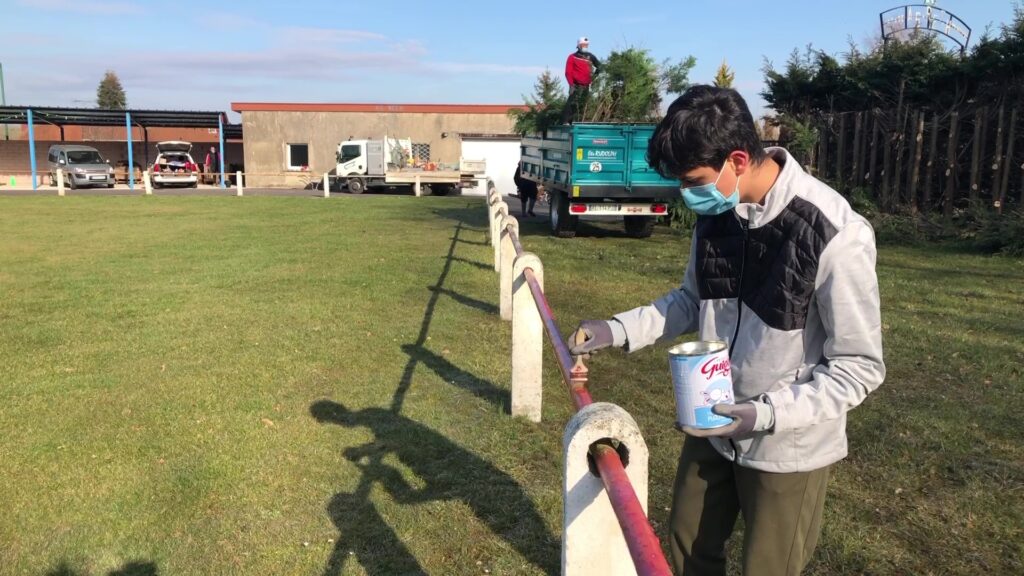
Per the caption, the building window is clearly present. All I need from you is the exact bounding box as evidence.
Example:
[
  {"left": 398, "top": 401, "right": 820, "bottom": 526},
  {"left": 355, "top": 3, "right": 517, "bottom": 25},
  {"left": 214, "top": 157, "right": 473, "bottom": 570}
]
[
  {"left": 412, "top": 143, "right": 431, "bottom": 163},
  {"left": 286, "top": 143, "right": 309, "bottom": 170}
]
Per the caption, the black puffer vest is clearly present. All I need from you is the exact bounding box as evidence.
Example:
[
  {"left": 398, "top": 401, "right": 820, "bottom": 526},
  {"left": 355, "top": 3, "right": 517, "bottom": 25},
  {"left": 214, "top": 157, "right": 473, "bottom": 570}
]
[{"left": 694, "top": 196, "right": 838, "bottom": 332}]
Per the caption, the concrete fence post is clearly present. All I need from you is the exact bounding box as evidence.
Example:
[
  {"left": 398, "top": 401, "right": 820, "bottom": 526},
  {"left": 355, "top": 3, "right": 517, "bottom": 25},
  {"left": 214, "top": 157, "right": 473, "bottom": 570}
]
[
  {"left": 414, "top": 175, "right": 422, "bottom": 197},
  {"left": 499, "top": 215, "right": 519, "bottom": 321},
  {"left": 511, "top": 251, "right": 544, "bottom": 422},
  {"left": 563, "top": 402, "right": 650, "bottom": 576},
  {"left": 143, "top": 170, "right": 153, "bottom": 195},
  {"left": 486, "top": 192, "right": 500, "bottom": 243},
  {"left": 323, "top": 173, "right": 330, "bottom": 198},
  {"left": 492, "top": 203, "right": 508, "bottom": 272},
  {"left": 56, "top": 169, "right": 65, "bottom": 196},
  {"left": 236, "top": 171, "right": 243, "bottom": 196}
]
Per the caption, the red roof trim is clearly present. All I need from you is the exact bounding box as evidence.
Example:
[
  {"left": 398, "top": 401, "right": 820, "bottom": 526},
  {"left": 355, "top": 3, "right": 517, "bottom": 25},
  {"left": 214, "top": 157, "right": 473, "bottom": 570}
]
[{"left": 231, "top": 102, "right": 528, "bottom": 114}]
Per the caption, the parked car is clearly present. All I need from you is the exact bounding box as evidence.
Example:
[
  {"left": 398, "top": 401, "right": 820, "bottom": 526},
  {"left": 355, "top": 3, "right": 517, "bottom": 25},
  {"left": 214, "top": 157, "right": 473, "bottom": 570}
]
[
  {"left": 151, "top": 141, "right": 198, "bottom": 188},
  {"left": 47, "top": 144, "right": 115, "bottom": 189}
]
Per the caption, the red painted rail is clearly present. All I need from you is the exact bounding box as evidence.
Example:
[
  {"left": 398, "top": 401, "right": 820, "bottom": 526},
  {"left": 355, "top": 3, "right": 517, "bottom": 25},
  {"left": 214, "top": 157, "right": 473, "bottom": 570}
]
[{"left": 506, "top": 223, "right": 672, "bottom": 576}]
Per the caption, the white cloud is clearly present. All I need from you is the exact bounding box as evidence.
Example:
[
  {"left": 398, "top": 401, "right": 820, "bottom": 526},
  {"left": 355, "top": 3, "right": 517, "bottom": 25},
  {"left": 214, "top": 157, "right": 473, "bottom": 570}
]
[
  {"left": 429, "top": 62, "right": 547, "bottom": 76},
  {"left": 16, "top": 0, "right": 141, "bottom": 15},
  {"left": 2, "top": 18, "right": 543, "bottom": 110},
  {"left": 276, "top": 27, "right": 388, "bottom": 45}
]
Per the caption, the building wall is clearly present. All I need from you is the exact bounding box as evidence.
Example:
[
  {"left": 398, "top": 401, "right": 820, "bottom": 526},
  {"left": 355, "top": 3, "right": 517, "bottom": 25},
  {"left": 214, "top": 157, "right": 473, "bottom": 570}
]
[{"left": 241, "top": 110, "right": 516, "bottom": 187}]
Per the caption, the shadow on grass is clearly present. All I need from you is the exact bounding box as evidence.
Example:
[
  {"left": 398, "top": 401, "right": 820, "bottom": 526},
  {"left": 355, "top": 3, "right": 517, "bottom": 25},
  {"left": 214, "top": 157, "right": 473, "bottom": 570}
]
[
  {"left": 400, "top": 344, "right": 508, "bottom": 411},
  {"left": 46, "top": 561, "right": 157, "bottom": 576},
  {"left": 448, "top": 256, "right": 492, "bottom": 271},
  {"left": 311, "top": 400, "right": 556, "bottom": 574},
  {"left": 312, "top": 219, "right": 556, "bottom": 574},
  {"left": 427, "top": 285, "right": 498, "bottom": 315}
]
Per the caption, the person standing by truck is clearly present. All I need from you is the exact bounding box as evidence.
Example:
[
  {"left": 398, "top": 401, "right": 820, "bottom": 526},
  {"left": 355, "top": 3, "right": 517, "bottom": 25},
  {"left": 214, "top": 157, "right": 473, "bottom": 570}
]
[
  {"left": 513, "top": 162, "right": 538, "bottom": 217},
  {"left": 560, "top": 37, "right": 602, "bottom": 124},
  {"left": 566, "top": 85, "right": 885, "bottom": 575}
]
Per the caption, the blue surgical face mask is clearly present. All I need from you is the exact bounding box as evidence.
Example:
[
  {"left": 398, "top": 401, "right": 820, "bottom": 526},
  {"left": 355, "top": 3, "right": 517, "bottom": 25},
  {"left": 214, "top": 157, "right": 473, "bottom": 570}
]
[{"left": 679, "top": 161, "right": 740, "bottom": 216}]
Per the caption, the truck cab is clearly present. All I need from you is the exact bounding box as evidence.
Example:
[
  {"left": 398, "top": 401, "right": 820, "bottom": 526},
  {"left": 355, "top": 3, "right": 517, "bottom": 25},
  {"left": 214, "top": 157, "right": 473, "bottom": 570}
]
[{"left": 336, "top": 141, "right": 368, "bottom": 176}]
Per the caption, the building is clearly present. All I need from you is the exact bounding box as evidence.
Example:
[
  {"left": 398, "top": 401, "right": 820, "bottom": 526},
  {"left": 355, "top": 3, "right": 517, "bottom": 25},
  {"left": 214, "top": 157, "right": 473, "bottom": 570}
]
[
  {"left": 0, "top": 106, "right": 242, "bottom": 187},
  {"left": 232, "top": 102, "right": 525, "bottom": 192}
]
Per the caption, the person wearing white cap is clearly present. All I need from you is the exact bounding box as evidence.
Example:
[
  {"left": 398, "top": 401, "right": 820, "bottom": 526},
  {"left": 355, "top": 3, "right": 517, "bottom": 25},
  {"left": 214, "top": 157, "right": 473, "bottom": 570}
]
[{"left": 561, "top": 37, "right": 602, "bottom": 124}]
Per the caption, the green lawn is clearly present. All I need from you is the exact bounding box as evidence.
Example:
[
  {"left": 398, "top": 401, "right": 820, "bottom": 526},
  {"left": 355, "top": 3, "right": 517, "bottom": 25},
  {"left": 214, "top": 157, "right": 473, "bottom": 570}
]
[{"left": 0, "top": 196, "right": 1020, "bottom": 575}]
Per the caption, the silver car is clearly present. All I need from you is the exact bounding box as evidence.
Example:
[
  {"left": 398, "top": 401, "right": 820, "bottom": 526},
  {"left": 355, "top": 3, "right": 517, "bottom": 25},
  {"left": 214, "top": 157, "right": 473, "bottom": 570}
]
[{"left": 47, "top": 144, "right": 115, "bottom": 189}]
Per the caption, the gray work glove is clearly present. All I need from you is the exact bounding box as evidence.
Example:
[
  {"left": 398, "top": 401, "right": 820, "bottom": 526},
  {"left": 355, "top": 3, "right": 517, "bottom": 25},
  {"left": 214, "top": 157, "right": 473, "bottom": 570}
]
[
  {"left": 679, "top": 401, "right": 774, "bottom": 439},
  {"left": 567, "top": 320, "right": 615, "bottom": 355}
]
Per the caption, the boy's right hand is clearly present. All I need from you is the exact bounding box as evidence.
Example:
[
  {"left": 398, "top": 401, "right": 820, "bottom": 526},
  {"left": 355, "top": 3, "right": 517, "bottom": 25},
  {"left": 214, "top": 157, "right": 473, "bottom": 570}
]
[{"left": 568, "top": 320, "right": 614, "bottom": 355}]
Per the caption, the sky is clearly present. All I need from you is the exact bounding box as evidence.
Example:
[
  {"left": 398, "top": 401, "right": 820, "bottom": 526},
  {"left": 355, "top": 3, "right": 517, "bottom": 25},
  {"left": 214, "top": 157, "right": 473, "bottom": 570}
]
[{"left": 1, "top": 0, "right": 1017, "bottom": 122}]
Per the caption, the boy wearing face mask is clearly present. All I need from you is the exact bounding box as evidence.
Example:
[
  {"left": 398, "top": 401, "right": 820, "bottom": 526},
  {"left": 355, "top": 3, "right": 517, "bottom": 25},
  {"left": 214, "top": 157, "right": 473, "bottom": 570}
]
[{"left": 566, "top": 85, "right": 885, "bottom": 576}]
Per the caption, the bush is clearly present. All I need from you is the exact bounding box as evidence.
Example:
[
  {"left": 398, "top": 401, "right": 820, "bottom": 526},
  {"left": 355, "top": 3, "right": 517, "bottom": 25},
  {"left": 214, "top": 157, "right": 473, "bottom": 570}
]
[
  {"left": 667, "top": 198, "right": 697, "bottom": 233},
  {"left": 966, "top": 205, "right": 1024, "bottom": 256}
]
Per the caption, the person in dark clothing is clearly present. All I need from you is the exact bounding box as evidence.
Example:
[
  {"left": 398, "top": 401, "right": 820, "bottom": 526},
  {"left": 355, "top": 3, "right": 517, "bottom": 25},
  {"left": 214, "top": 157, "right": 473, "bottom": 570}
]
[
  {"left": 204, "top": 146, "right": 220, "bottom": 184},
  {"left": 513, "top": 163, "right": 538, "bottom": 217},
  {"left": 560, "top": 37, "right": 602, "bottom": 124}
]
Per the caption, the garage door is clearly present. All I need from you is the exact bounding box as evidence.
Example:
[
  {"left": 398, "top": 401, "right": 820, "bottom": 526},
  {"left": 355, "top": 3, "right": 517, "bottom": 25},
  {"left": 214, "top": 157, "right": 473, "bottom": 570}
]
[{"left": 460, "top": 138, "right": 521, "bottom": 196}]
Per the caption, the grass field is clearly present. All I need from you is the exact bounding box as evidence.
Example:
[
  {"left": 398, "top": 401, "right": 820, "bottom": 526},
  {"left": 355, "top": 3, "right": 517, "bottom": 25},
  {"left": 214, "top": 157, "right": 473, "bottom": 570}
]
[{"left": 0, "top": 195, "right": 1021, "bottom": 575}]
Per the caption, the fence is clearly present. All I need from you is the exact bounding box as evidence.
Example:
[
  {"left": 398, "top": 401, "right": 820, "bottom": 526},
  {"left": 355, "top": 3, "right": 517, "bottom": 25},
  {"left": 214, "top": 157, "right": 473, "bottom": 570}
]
[
  {"left": 804, "top": 103, "right": 1024, "bottom": 214},
  {"left": 0, "top": 170, "right": 490, "bottom": 199},
  {"left": 485, "top": 185, "right": 671, "bottom": 576}
]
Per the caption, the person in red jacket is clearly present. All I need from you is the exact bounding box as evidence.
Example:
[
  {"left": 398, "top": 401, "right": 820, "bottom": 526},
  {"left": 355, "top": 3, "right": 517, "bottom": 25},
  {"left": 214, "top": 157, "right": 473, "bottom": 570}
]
[{"left": 560, "top": 37, "right": 602, "bottom": 124}]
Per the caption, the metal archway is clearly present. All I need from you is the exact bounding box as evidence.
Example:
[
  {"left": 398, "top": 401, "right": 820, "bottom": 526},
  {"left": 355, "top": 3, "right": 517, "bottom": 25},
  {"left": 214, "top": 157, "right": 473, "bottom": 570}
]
[{"left": 880, "top": 1, "right": 971, "bottom": 55}]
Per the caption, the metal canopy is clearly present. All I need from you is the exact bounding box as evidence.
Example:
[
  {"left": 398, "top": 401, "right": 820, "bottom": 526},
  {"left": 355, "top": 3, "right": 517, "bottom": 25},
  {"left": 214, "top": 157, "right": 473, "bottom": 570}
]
[
  {"left": 2, "top": 105, "right": 238, "bottom": 191},
  {"left": 0, "top": 105, "right": 230, "bottom": 128}
]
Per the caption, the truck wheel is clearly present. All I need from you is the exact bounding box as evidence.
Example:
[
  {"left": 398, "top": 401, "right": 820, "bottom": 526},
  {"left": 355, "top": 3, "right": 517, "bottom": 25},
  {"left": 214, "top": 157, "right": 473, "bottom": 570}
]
[
  {"left": 419, "top": 184, "right": 433, "bottom": 196},
  {"left": 347, "top": 178, "right": 365, "bottom": 194},
  {"left": 550, "top": 192, "right": 578, "bottom": 238},
  {"left": 68, "top": 175, "right": 78, "bottom": 190},
  {"left": 624, "top": 216, "right": 656, "bottom": 238},
  {"left": 434, "top": 184, "right": 455, "bottom": 196}
]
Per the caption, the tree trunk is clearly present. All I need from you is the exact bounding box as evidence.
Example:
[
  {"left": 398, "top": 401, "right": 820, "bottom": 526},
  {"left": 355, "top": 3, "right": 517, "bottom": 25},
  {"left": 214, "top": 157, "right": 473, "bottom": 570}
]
[
  {"left": 969, "top": 107, "right": 985, "bottom": 203},
  {"left": 991, "top": 103, "right": 1007, "bottom": 207},
  {"left": 923, "top": 113, "right": 939, "bottom": 212},
  {"left": 852, "top": 112, "right": 864, "bottom": 186},
  {"left": 869, "top": 109, "right": 881, "bottom": 193},
  {"left": 881, "top": 123, "right": 894, "bottom": 211},
  {"left": 908, "top": 111, "right": 925, "bottom": 213},
  {"left": 836, "top": 113, "right": 847, "bottom": 187},
  {"left": 893, "top": 107, "right": 909, "bottom": 209},
  {"left": 944, "top": 111, "right": 960, "bottom": 218},
  {"left": 819, "top": 116, "right": 831, "bottom": 179},
  {"left": 998, "top": 107, "right": 1018, "bottom": 214}
]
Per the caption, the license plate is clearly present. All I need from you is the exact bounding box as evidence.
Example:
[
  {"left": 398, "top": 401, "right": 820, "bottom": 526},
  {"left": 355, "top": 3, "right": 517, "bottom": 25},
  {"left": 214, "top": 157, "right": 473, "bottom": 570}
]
[
  {"left": 90, "top": 175, "right": 106, "bottom": 180},
  {"left": 588, "top": 203, "right": 622, "bottom": 213}
]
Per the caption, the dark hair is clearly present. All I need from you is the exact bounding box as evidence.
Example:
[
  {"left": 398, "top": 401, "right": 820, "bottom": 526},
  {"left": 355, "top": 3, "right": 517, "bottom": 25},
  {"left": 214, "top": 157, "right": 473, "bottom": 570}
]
[{"left": 647, "top": 85, "right": 766, "bottom": 179}]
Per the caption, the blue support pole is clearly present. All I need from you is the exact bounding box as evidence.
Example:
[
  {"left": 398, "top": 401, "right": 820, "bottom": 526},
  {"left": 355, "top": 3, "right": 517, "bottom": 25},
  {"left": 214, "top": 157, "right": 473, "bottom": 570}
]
[
  {"left": 27, "top": 108, "right": 37, "bottom": 191},
  {"left": 218, "top": 114, "right": 226, "bottom": 188},
  {"left": 126, "top": 112, "right": 134, "bottom": 191}
]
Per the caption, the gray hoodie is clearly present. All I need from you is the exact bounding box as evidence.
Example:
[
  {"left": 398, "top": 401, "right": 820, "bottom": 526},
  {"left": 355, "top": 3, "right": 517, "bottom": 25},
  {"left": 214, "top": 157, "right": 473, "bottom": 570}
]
[{"left": 611, "top": 148, "right": 885, "bottom": 473}]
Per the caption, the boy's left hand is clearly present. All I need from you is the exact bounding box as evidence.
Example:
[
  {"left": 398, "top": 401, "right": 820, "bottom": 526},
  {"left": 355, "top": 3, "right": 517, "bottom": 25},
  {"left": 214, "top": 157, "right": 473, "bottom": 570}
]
[{"left": 679, "top": 401, "right": 774, "bottom": 438}]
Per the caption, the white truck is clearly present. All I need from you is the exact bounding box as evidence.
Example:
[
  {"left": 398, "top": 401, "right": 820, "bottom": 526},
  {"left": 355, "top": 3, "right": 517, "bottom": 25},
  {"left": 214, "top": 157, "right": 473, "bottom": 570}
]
[{"left": 335, "top": 137, "right": 485, "bottom": 195}]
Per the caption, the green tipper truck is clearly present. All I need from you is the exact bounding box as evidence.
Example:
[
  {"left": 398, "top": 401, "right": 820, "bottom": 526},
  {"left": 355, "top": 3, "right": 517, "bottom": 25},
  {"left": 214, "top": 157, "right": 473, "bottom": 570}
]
[{"left": 519, "top": 123, "right": 679, "bottom": 238}]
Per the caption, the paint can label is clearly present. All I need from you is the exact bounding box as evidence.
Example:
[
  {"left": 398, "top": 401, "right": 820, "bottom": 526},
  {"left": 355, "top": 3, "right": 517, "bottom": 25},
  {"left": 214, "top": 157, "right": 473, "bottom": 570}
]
[{"left": 668, "top": 340, "right": 734, "bottom": 429}]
